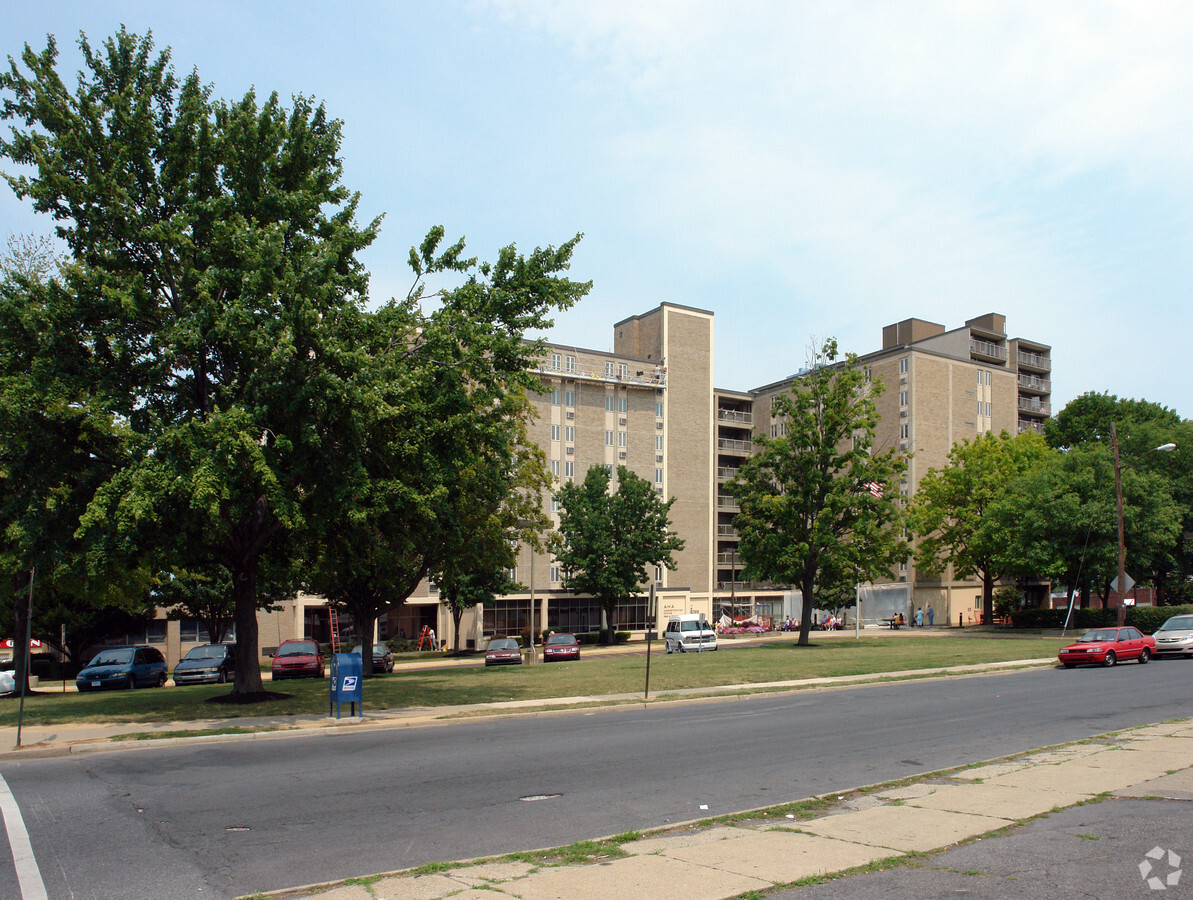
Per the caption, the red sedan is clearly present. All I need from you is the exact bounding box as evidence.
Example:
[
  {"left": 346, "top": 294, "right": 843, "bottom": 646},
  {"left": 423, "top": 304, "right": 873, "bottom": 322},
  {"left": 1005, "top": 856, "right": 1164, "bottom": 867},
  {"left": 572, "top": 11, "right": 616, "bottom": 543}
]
[
  {"left": 1058, "top": 626, "right": 1155, "bottom": 668},
  {"left": 543, "top": 633, "right": 580, "bottom": 662}
]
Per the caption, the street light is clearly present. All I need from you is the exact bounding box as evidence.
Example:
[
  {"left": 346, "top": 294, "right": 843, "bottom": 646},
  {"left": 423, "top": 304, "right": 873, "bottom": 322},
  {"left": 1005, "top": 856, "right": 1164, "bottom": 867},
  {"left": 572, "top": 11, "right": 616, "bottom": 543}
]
[{"left": 1111, "top": 422, "right": 1176, "bottom": 626}]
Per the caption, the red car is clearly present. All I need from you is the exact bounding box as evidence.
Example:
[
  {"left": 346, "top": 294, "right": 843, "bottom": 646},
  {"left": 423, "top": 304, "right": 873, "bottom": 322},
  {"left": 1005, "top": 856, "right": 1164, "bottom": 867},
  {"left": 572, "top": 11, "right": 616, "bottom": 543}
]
[
  {"left": 271, "top": 640, "right": 325, "bottom": 679},
  {"left": 485, "top": 637, "right": 523, "bottom": 667},
  {"left": 543, "top": 633, "right": 580, "bottom": 662},
  {"left": 1058, "top": 626, "right": 1155, "bottom": 668}
]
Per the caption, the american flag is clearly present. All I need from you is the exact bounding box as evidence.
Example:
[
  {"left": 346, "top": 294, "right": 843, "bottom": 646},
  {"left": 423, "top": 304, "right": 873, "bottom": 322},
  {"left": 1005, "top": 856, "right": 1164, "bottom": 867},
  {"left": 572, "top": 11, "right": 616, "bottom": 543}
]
[{"left": 866, "top": 482, "right": 884, "bottom": 498}]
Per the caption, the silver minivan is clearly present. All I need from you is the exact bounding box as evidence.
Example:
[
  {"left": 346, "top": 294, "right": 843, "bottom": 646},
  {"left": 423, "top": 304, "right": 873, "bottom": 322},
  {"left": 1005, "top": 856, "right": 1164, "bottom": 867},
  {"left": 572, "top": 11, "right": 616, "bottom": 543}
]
[
  {"left": 664, "top": 614, "right": 718, "bottom": 653},
  {"left": 1153, "top": 614, "right": 1193, "bottom": 657}
]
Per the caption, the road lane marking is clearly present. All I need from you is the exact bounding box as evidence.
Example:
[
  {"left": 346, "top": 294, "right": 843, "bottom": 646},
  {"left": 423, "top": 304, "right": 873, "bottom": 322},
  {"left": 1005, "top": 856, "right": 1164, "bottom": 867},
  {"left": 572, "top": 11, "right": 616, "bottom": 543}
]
[{"left": 0, "top": 773, "right": 48, "bottom": 900}]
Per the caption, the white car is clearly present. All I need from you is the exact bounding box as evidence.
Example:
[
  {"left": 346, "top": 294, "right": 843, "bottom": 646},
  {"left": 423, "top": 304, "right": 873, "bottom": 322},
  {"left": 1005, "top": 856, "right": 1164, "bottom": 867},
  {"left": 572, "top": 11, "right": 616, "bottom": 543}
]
[
  {"left": 0, "top": 670, "right": 15, "bottom": 694},
  {"left": 664, "top": 614, "right": 718, "bottom": 653},
  {"left": 1152, "top": 615, "right": 1193, "bottom": 657}
]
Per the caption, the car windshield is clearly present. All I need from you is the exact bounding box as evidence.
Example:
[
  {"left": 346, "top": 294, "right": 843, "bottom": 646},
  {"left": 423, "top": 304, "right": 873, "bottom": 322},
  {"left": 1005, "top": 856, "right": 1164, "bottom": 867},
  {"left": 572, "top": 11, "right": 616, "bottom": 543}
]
[
  {"left": 489, "top": 639, "right": 518, "bottom": 650},
  {"left": 89, "top": 649, "right": 133, "bottom": 666},
  {"left": 1157, "top": 616, "right": 1193, "bottom": 632},
  {"left": 1078, "top": 630, "right": 1118, "bottom": 643},
  {"left": 278, "top": 642, "right": 317, "bottom": 656},
  {"left": 546, "top": 634, "right": 574, "bottom": 645},
  {"left": 373, "top": 644, "right": 387, "bottom": 654},
  {"left": 183, "top": 645, "right": 225, "bottom": 660},
  {"left": 680, "top": 621, "right": 707, "bottom": 632}
]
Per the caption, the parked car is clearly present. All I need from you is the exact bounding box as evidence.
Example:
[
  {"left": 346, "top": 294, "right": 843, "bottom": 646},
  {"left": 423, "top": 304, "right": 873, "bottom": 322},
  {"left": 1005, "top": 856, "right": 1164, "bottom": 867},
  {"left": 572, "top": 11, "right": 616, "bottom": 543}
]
[
  {"left": 0, "top": 670, "right": 14, "bottom": 694},
  {"left": 543, "top": 633, "right": 580, "bottom": 662},
  {"left": 271, "top": 640, "right": 325, "bottom": 680},
  {"left": 1058, "top": 626, "right": 1155, "bottom": 668},
  {"left": 664, "top": 614, "right": 718, "bottom": 653},
  {"left": 76, "top": 646, "right": 168, "bottom": 691},
  {"left": 173, "top": 644, "right": 236, "bottom": 685},
  {"left": 353, "top": 643, "right": 394, "bottom": 673},
  {"left": 485, "top": 637, "right": 523, "bottom": 667},
  {"left": 1152, "top": 614, "right": 1193, "bottom": 658}
]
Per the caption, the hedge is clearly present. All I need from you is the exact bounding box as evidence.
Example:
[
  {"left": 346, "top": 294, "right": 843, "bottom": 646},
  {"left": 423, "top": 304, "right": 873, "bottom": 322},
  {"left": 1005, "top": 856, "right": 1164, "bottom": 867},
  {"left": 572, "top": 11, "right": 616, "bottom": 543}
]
[{"left": 1010, "top": 604, "right": 1193, "bottom": 633}]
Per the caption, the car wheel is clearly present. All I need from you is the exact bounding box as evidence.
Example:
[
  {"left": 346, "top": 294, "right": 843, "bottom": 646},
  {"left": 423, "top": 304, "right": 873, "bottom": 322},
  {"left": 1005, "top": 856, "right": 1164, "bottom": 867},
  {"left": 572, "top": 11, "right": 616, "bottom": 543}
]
[
  {"left": 679, "top": 645, "right": 686, "bottom": 653},
  {"left": 156, "top": 673, "right": 167, "bottom": 687},
  {"left": 1063, "top": 662, "right": 1075, "bottom": 668},
  {"left": 1139, "top": 648, "right": 1151, "bottom": 664},
  {"left": 1103, "top": 651, "right": 1117, "bottom": 667},
  {"left": 127, "top": 674, "right": 137, "bottom": 690},
  {"left": 216, "top": 670, "right": 226, "bottom": 684}
]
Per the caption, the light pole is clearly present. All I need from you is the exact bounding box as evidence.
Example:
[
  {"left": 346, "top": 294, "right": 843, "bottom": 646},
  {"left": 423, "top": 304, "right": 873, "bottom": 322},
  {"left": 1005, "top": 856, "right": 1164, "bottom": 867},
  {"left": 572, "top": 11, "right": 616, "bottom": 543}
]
[{"left": 1111, "top": 422, "right": 1176, "bottom": 626}]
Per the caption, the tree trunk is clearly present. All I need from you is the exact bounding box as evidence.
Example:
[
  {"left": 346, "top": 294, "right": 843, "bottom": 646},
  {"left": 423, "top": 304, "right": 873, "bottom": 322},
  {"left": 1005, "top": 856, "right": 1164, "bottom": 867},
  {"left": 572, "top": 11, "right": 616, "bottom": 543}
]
[
  {"left": 797, "top": 569, "right": 814, "bottom": 646},
  {"left": 451, "top": 606, "right": 464, "bottom": 653},
  {"left": 981, "top": 571, "right": 995, "bottom": 625},
  {"left": 351, "top": 608, "right": 376, "bottom": 679},
  {"left": 601, "top": 603, "right": 613, "bottom": 644},
  {"left": 231, "top": 566, "right": 265, "bottom": 694},
  {"left": 12, "top": 572, "right": 31, "bottom": 692}
]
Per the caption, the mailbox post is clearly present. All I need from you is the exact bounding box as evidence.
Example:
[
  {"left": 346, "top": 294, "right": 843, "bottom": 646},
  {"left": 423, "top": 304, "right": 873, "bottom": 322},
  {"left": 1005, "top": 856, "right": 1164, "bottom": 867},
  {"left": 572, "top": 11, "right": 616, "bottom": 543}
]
[{"left": 329, "top": 652, "right": 363, "bottom": 719}]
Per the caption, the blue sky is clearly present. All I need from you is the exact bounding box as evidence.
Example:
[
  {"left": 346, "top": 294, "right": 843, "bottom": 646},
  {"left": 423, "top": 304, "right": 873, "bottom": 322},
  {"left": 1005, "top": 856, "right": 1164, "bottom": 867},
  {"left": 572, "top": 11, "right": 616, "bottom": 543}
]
[{"left": 3, "top": 1, "right": 1191, "bottom": 415}]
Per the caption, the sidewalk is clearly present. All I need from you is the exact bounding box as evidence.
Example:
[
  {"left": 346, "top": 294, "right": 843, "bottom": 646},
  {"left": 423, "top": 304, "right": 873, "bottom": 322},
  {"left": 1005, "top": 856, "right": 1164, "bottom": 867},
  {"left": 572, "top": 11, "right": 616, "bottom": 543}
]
[{"left": 261, "top": 716, "right": 1193, "bottom": 900}]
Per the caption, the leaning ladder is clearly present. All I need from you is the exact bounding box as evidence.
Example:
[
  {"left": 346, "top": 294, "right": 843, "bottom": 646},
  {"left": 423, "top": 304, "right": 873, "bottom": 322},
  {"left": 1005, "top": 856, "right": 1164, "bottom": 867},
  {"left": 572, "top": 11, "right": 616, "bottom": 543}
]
[{"left": 328, "top": 608, "right": 341, "bottom": 653}]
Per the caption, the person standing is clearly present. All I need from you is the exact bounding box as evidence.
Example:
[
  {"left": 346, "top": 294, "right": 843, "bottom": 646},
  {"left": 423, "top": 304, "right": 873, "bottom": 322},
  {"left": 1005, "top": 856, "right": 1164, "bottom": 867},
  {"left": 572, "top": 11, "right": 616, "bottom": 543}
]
[
  {"left": 926, "top": 604, "right": 934, "bottom": 627},
  {"left": 915, "top": 607, "right": 924, "bottom": 628}
]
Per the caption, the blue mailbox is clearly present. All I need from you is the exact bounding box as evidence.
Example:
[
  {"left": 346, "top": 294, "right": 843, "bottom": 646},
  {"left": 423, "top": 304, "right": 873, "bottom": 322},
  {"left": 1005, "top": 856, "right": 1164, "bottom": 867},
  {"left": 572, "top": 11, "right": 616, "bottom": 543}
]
[{"left": 329, "top": 652, "right": 363, "bottom": 719}]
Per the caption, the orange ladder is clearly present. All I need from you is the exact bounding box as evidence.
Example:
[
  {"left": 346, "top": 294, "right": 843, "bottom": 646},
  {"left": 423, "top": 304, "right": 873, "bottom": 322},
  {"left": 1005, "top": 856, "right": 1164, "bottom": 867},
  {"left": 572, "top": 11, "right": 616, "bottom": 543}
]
[{"left": 328, "top": 608, "right": 341, "bottom": 653}]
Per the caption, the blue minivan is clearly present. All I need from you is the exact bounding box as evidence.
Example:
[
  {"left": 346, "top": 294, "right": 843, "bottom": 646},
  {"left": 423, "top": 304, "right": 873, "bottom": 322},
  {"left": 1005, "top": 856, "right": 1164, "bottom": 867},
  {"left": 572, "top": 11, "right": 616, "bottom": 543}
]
[{"left": 76, "top": 646, "right": 168, "bottom": 691}]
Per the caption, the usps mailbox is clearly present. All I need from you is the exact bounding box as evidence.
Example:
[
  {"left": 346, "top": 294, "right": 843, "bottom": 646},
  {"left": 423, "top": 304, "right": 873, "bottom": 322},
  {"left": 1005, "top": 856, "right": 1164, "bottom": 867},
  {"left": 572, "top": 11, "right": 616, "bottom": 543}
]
[{"left": 329, "top": 652, "right": 363, "bottom": 719}]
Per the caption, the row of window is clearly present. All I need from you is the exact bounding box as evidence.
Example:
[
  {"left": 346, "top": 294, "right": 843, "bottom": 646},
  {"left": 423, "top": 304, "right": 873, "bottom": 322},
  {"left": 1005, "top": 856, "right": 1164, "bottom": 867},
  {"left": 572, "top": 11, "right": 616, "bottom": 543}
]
[
  {"left": 101, "top": 620, "right": 232, "bottom": 647},
  {"left": 549, "top": 388, "right": 664, "bottom": 419}
]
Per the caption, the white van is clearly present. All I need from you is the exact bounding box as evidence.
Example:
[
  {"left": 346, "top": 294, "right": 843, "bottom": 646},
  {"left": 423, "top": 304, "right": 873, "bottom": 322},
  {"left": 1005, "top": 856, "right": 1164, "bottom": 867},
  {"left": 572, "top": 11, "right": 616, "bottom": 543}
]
[{"left": 663, "top": 614, "right": 717, "bottom": 653}]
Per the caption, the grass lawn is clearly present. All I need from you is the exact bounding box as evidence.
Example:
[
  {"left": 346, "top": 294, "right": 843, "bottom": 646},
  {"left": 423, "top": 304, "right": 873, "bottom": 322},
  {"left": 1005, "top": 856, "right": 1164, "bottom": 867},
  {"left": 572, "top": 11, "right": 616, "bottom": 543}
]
[{"left": 0, "top": 635, "right": 1066, "bottom": 728}]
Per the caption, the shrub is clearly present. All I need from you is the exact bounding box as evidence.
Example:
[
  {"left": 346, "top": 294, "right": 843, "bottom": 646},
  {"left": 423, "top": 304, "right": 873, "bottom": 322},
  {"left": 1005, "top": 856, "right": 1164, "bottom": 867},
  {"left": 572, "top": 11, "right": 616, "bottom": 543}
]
[{"left": 1127, "top": 604, "right": 1193, "bottom": 634}]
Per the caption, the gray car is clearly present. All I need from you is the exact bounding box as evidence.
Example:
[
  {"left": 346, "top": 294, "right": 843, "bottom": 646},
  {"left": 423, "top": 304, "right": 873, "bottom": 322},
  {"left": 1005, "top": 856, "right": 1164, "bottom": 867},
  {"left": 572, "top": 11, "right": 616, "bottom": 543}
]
[
  {"left": 1152, "top": 614, "right": 1193, "bottom": 657},
  {"left": 173, "top": 643, "right": 236, "bottom": 684}
]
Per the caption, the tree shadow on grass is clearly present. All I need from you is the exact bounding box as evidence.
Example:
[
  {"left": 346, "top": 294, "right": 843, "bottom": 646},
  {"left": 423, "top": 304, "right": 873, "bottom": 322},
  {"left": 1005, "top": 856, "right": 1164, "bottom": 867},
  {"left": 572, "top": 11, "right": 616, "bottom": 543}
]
[{"left": 206, "top": 691, "right": 292, "bottom": 705}]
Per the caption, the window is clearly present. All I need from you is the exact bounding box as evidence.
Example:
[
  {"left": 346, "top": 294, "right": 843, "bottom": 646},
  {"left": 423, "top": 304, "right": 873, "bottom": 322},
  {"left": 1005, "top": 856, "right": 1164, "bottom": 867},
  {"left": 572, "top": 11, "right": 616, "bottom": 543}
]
[
  {"left": 605, "top": 395, "right": 614, "bottom": 411},
  {"left": 899, "top": 357, "right": 909, "bottom": 374},
  {"left": 618, "top": 432, "right": 627, "bottom": 448},
  {"left": 564, "top": 461, "right": 574, "bottom": 477},
  {"left": 565, "top": 425, "right": 575, "bottom": 442},
  {"left": 606, "top": 430, "right": 614, "bottom": 446},
  {"left": 565, "top": 355, "right": 576, "bottom": 373},
  {"left": 550, "top": 497, "right": 559, "bottom": 512},
  {"left": 605, "top": 361, "right": 615, "bottom": 376},
  {"left": 604, "top": 464, "right": 613, "bottom": 476},
  {"left": 900, "top": 423, "right": 910, "bottom": 440},
  {"left": 864, "top": 366, "right": 872, "bottom": 382},
  {"left": 618, "top": 396, "right": 627, "bottom": 413},
  {"left": 550, "top": 566, "right": 560, "bottom": 583},
  {"left": 550, "top": 460, "right": 560, "bottom": 477},
  {"left": 618, "top": 363, "right": 628, "bottom": 378},
  {"left": 550, "top": 387, "right": 561, "bottom": 406},
  {"left": 985, "top": 402, "right": 991, "bottom": 417},
  {"left": 772, "top": 424, "right": 778, "bottom": 438},
  {"left": 654, "top": 566, "right": 663, "bottom": 582},
  {"left": 655, "top": 468, "right": 663, "bottom": 484},
  {"left": 655, "top": 435, "right": 663, "bottom": 451},
  {"left": 551, "top": 424, "right": 560, "bottom": 442},
  {"left": 899, "top": 390, "right": 908, "bottom": 407},
  {"left": 655, "top": 402, "right": 664, "bottom": 417},
  {"left": 977, "top": 401, "right": 983, "bottom": 416},
  {"left": 564, "top": 390, "right": 575, "bottom": 407},
  {"left": 551, "top": 353, "right": 561, "bottom": 370}
]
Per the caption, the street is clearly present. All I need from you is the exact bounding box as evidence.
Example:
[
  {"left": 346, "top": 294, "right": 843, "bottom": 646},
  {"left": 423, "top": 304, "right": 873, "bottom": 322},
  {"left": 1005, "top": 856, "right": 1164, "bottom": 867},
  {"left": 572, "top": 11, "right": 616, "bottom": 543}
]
[{"left": 1, "top": 660, "right": 1191, "bottom": 898}]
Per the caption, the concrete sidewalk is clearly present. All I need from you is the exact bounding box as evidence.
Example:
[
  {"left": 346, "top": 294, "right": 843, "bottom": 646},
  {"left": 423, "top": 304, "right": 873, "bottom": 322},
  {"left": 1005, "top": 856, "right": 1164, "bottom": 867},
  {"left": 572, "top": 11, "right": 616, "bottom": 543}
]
[{"left": 259, "top": 717, "right": 1193, "bottom": 900}]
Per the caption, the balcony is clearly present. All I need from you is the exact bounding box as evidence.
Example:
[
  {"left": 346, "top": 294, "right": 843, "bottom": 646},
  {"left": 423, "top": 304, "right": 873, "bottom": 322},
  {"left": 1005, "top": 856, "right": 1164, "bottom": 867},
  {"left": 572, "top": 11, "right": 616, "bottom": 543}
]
[
  {"left": 535, "top": 360, "right": 667, "bottom": 389},
  {"left": 717, "top": 408, "right": 753, "bottom": 425},
  {"left": 716, "top": 552, "right": 744, "bottom": 566},
  {"left": 717, "top": 466, "right": 740, "bottom": 482},
  {"left": 970, "top": 339, "right": 1008, "bottom": 362},
  {"left": 717, "top": 495, "right": 740, "bottom": 511},
  {"left": 717, "top": 524, "right": 738, "bottom": 537},
  {"left": 718, "top": 437, "right": 753, "bottom": 455},
  {"left": 1017, "top": 374, "right": 1050, "bottom": 394},
  {"left": 1018, "top": 398, "right": 1050, "bottom": 416},
  {"left": 1017, "top": 350, "right": 1050, "bottom": 372},
  {"left": 1018, "top": 419, "right": 1045, "bottom": 434}
]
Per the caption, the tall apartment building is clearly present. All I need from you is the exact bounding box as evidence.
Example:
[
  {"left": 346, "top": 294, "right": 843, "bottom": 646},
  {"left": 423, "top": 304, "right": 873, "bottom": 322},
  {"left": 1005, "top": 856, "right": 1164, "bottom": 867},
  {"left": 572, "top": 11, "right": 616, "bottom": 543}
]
[{"left": 279, "top": 306, "right": 1051, "bottom": 655}]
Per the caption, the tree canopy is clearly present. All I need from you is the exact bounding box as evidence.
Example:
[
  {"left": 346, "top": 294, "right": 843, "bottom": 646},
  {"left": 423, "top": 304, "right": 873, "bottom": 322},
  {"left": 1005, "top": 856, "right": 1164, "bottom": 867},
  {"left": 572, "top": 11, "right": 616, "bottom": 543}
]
[
  {"left": 554, "top": 465, "right": 683, "bottom": 643},
  {"left": 728, "top": 340, "right": 908, "bottom": 645}
]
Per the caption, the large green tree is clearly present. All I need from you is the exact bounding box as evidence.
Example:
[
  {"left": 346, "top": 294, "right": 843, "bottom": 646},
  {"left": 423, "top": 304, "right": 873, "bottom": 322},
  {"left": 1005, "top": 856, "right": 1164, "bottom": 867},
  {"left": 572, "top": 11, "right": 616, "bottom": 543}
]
[
  {"left": 728, "top": 340, "right": 907, "bottom": 645},
  {"left": 305, "top": 230, "right": 586, "bottom": 668},
  {"left": 1, "top": 29, "right": 379, "bottom": 695},
  {"left": 908, "top": 431, "right": 1050, "bottom": 624},
  {"left": 555, "top": 465, "right": 684, "bottom": 644}
]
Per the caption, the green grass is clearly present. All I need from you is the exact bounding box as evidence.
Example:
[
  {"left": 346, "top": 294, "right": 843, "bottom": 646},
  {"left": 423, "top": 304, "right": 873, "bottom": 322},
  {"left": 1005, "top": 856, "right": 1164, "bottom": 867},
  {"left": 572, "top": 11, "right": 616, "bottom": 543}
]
[{"left": 0, "top": 635, "right": 1064, "bottom": 728}]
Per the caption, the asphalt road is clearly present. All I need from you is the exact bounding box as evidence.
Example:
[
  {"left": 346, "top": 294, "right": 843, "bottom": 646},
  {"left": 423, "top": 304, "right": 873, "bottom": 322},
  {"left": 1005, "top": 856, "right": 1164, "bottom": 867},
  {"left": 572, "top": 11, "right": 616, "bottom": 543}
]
[{"left": 2, "top": 658, "right": 1192, "bottom": 899}]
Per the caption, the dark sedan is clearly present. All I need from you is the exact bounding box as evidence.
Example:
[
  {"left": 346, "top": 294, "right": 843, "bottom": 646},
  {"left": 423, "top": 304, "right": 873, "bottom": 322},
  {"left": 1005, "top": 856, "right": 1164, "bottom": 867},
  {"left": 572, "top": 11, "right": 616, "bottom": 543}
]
[
  {"left": 543, "top": 633, "right": 580, "bottom": 662},
  {"left": 354, "top": 643, "right": 394, "bottom": 674},
  {"left": 485, "top": 637, "right": 523, "bottom": 667},
  {"left": 173, "top": 643, "right": 236, "bottom": 685}
]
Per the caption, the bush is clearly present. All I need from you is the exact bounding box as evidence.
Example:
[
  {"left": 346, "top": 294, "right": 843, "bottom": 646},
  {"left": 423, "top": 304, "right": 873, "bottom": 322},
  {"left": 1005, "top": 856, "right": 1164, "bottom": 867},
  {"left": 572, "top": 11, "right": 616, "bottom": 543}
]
[
  {"left": 1009, "top": 607, "right": 1116, "bottom": 629},
  {"left": 1127, "top": 604, "right": 1193, "bottom": 634}
]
